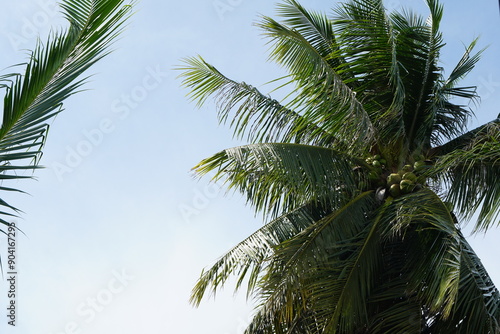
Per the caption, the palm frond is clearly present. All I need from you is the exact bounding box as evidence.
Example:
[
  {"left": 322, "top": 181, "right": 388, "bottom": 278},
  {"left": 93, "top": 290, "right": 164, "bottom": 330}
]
[
  {"left": 0, "top": 0, "right": 133, "bottom": 230},
  {"left": 379, "top": 190, "right": 459, "bottom": 315},
  {"left": 245, "top": 191, "right": 376, "bottom": 333},
  {"left": 428, "top": 229, "right": 500, "bottom": 333},
  {"left": 432, "top": 121, "right": 500, "bottom": 231},
  {"left": 430, "top": 39, "right": 482, "bottom": 145},
  {"left": 432, "top": 117, "right": 499, "bottom": 155},
  {"left": 275, "top": 0, "right": 341, "bottom": 69},
  {"left": 333, "top": 0, "right": 407, "bottom": 142},
  {"left": 193, "top": 143, "right": 362, "bottom": 218},
  {"left": 257, "top": 8, "right": 375, "bottom": 151},
  {"left": 190, "top": 200, "right": 325, "bottom": 307},
  {"left": 177, "top": 56, "right": 338, "bottom": 146},
  {"left": 182, "top": 0, "right": 500, "bottom": 331}
]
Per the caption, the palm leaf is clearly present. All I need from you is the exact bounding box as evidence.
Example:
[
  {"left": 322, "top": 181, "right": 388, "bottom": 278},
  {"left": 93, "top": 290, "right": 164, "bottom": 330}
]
[
  {"left": 333, "top": 0, "right": 406, "bottom": 138},
  {"left": 432, "top": 121, "right": 500, "bottom": 230},
  {"left": 181, "top": 0, "right": 500, "bottom": 331},
  {"left": 193, "top": 143, "right": 362, "bottom": 218},
  {"left": 190, "top": 200, "right": 325, "bottom": 306},
  {"left": 177, "top": 56, "right": 339, "bottom": 146},
  {"left": 257, "top": 8, "right": 375, "bottom": 151},
  {"left": 0, "top": 0, "right": 133, "bottom": 230},
  {"left": 245, "top": 191, "right": 376, "bottom": 333},
  {"left": 430, "top": 39, "right": 482, "bottom": 145},
  {"left": 428, "top": 229, "right": 500, "bottom": 333}
]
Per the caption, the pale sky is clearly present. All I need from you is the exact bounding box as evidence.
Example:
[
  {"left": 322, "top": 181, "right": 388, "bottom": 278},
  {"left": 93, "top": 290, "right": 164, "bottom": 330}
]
[{"left": 0, "top": 0, "right": 499, "bottom": 333}]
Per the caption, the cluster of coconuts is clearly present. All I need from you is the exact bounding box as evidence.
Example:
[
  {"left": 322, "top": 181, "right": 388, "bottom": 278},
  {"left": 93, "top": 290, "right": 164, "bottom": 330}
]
[
  {"left": 365, "top": 154, "right": 430, "bottom": 198},
  {"left": 365, "top": 154, "right": 387, "bottom": 186},
  {"left": 387, "top": 165, "right": 424, "bottom": 197}
]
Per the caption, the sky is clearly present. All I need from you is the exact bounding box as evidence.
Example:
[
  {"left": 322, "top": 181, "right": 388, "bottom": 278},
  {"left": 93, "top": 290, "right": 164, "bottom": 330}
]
[{"left": 0, "top": 0, "right": 499, "bottom": 333}]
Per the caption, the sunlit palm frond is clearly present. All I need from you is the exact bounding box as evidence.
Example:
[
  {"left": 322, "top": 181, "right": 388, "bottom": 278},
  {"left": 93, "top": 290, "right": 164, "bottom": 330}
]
[
  {"left": 257, "top": 11, "right": 374, "bottom": 151},
  {"left": 431, "top": 39, "right": 482, "bottom": 145},
  {"left": 0, "top": 0, "right": 133, "bottom": 230},
  {"left": 275, "top": 0, "right": 340, "bottom": 68},
  {"left": 177, "top": 56, "right": 338, "bottom": 146}
]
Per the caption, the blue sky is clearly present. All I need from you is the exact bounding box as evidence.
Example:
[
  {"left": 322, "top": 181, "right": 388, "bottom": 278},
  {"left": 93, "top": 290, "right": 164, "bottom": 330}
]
[{"left": 0, "top": 0, "right": 499, "bottom": 333}]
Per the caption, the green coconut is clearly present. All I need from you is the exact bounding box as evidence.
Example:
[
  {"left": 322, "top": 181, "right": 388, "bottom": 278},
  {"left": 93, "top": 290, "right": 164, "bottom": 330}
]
[
  {"left": 387, "top": 173, "right": 401, "bottom": 186},
  {"left": 414, "top": 160, "right": 426, "bottom": 172},
  {"left": 402, "top": 164, "right": 413, "bottom": 172},
  {"left": 400, "top": 179, "right": 414, "bottom": 193},
  {"left": 389, "top": 183, "right": 401, "bottom": 197},
  {"left": 402, "top": 172, "right": 417, "bottom": 182}
]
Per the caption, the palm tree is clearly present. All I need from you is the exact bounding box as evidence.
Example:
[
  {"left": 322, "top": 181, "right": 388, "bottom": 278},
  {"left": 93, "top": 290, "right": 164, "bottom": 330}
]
[
  {"left": 179, "top": 0, "right": 500, "bottom": 333},
  {"left": 0, "top": 0, "right": 133, "bottom": 232}
]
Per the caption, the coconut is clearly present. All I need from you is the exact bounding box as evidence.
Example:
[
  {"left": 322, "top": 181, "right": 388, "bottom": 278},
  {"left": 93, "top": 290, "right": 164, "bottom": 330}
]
[
  {"left": 402, "top": 172, "right": 417, "bottom": 182},
  {"left": 413, "top": 154, "right": 424, "bottom": 161},
  {"left": 372, "top": 160, "right": 381, "bottom": 167},
  {"left": 402, "top": 164, "right": 413, "bottom": 172},
  {"left": 387, "top": 173, "right": 401, "bottom": 186},
  {"left": 400, "top": 179, "right": 414, "bottom": 193},
  {"left": 389, "top": 183, "right": 401, "bottom": 197},
  {"left": 414, "top": 160, "right": 426, "bottom": 172}
]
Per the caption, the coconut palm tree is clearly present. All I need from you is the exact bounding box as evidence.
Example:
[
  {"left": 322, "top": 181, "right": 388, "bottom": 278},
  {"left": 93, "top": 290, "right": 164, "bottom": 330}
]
[
  {"left": 179, "top": 0, "right": 500, "bottom": 333},
  {"left": 0, "top": 0, "right": 133, "bottom": 232}
]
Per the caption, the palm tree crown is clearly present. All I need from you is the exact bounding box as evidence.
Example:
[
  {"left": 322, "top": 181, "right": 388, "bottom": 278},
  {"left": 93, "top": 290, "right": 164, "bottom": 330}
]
[{"left": 179, "top": 0, "right": 500, "bottom": 333}]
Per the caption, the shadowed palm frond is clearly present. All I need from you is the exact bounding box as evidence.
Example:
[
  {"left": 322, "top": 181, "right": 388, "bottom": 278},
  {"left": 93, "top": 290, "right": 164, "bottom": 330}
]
[
  {"left": 193, "top": 143, "right": 363, "bottom": 218},
  {"left": 432, "top": 121, "right": 500, "bottom": 231},
  {"left": 426, "top": 228, "right": 500, "bottom": 333},
  {"left": 245, "top": 191, "right": 376, "bottom": 333},
  {"left": 190, "top": 200, "right": 329, "bottom": 306}
]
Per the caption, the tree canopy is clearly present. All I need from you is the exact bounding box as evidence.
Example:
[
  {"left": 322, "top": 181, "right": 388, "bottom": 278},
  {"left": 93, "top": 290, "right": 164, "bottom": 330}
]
[{"left": 179, "top": 0, "right": 500, "bottom": 332}]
